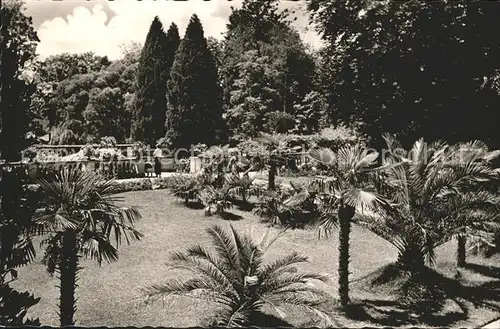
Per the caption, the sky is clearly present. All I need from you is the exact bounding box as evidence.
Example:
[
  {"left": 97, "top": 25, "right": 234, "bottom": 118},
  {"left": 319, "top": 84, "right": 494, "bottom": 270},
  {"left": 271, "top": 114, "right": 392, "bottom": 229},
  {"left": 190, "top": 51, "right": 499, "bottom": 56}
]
[{"left": 23, "top": 0, "right": 324, "bottom": 60}]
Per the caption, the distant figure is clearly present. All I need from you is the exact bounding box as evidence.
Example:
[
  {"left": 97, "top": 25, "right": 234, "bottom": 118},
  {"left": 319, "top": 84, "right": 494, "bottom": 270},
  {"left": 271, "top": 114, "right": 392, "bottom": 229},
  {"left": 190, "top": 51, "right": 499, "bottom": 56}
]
[{"left": 153, "top": 146, "right": 162, "bottom": 178}]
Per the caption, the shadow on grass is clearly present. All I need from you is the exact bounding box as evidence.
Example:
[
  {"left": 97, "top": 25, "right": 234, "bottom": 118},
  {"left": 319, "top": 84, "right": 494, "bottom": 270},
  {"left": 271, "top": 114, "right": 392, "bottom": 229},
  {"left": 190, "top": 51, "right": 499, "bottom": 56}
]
[
  {"left": 201, "top": 311, "right": 293, "bottom": 328},
  {"left": 464, "top": 263, "right": 500, "bottom": 279},
  {"left": 347, "top": 263, "right": 500, "bottom": 327},
  {"left": 218, "top": 212, "right": 244, "bottom": 221},
  {"left": 184, "top": 201, "right": 205, "bottom": 210},
  {"left": 345, "top": 299, "right": 468, "bottom": 327},
  {"left": 248, "top": 311, "right": 294, "bottom": 327}
]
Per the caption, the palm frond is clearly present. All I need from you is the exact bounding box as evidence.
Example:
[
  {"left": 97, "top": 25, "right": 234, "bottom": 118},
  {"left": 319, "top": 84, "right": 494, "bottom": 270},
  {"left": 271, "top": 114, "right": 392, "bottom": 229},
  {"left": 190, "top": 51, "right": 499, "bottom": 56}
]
[
  {"left": 80, "top": 230, "right": 119, "bottom": 265},
  {"left": 142, "top": 278, "right": 233, "bottom": 306}
]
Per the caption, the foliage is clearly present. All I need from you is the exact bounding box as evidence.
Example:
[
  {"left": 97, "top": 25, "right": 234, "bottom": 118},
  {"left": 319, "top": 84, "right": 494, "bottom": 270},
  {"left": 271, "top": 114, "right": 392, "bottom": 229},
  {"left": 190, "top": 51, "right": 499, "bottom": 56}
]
[
  {"left": 199, "top": 185, "right": 233, "bottom": 216},
  {"left": 0, "top": 0, "right": 40, "bottom": 161},
  {"left": 307, "top": 144, "right": 388, "bottom": 308},
  {"left": 0, "top": 285, "right": 41, "bottom": 326},
  {"left": 0, "top": 168, "right": 40, "bottom": 325},
  {"left": 167, "top": 15, "right": 226, "bottom": 148},
  {"left": 132, "top": 17, "right": 177, "bottom": 146},
  {"left": 45, "top": 57, "right": 137, "bottom": 144},
  {"left": 252, "top": 182, "right": 318, "bottom": 228},
  {"left": 112, "top": 178, "right": 154, "bottom": 193},
  {"left": 225, "top": 174, "right": 258, "bottom": 204},
  {"left": 33, "top": 169, "right": 142, "bottom": 326},
  {"left": 308, "top": 1, "right": 500, "bottom": 149},
  {"left": 142, "top": 224, "right": 332, "bottom": 327},
  {"left": 364, "top": 136, "right": 500, "bottom": 273},
  {"left": 292, "top": 91, "right": 329, "bottom": 135},
  {"left": 99, "top": 136, "right": 118, "bottom": 149},
  {"left": 174, "top": 158, "right": 190, "bottom": 173},
  {"left": 222, "top": 0, "right": 315, "bottom": 142},
  {"left": 240, "top": 133, "right": 300, "bottom": 190},
  {"left": 168, "top": 175, "right": 201, "bottom": 205}
]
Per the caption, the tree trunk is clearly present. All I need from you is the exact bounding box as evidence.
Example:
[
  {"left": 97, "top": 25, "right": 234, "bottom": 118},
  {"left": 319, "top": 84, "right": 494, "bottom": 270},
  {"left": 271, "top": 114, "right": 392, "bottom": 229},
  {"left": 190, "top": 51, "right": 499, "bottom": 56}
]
[
  {"left": 456, "top": 235, "right": 466, "bottom": 268},
  {"left": 59, "top": 231, "right": 79, "bottom": 326},
  {"left": 338, "top": 204, "right": 355, "bottom": 309},
  {"left": 268, "top": 161, "right": 276, "bottom": 191}
]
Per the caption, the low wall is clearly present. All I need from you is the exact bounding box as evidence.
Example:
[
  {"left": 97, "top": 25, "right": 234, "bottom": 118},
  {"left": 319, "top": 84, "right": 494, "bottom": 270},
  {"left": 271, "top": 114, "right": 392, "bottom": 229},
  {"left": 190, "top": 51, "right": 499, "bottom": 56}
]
[{"left": 23, "top": 159, "right": 145, "bottom": 180}]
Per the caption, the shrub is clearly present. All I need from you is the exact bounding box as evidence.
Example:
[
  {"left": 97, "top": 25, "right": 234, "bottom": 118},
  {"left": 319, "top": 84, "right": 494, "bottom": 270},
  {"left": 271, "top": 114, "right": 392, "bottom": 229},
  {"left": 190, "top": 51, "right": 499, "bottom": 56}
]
[
  {"left": 99, "top": 136, "right": 117, "bottom": 148},
  {"left": 112, "top": 178, "right": 153, "bottom": 193},
  {"left": 168, "top": 175, "right": 201, "bottom": 204},
  {"left": 174, "top": 158, "right": 190, "bottom": 173},
  {"left": 198, "top": 185, "right": 233, "bottom": 216},
  {"left": 253, "top": 183, "right": 319, "bottom": 228}
]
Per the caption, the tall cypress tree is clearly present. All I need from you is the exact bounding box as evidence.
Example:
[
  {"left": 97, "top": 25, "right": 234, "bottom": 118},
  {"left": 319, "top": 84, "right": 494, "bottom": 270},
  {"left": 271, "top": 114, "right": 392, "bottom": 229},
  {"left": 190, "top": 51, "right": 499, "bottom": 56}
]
[
  {"left": 163, "top": 23, "right": 180, "bottom": 135},
  {"left": 166, "top": 14, "right": 225, "bottom": 149},
  {"left": 132, "top": 16, "right": 170, "bottom": 146}
]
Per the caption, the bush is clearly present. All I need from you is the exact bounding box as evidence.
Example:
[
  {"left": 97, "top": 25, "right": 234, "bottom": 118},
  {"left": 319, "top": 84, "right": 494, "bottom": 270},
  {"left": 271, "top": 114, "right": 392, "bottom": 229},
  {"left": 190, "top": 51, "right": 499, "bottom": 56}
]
[
  {"left": 199, "top": 185, "right": 233, "bottom": 216},
  {"left": 253, "top": 183, "right": 319, "bottom": 228},
  {"left": 112, "top": 178, "right": 153, "bottom": 193},
  {"left": 168, "top": 175, "right": 201, "bottom": 204},
  {"left": 174, "top": 158, "right": 190, "bottom": 173},
  {"left": 99, "top": 136, "right": 117, "bottom": 148}
]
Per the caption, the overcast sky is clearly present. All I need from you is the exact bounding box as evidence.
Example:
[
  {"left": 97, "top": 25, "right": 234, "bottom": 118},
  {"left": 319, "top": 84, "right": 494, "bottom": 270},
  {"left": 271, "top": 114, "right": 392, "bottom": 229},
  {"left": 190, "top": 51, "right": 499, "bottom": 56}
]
[{"left": 23, "top": 0, "right": 323, "bottom": 60}]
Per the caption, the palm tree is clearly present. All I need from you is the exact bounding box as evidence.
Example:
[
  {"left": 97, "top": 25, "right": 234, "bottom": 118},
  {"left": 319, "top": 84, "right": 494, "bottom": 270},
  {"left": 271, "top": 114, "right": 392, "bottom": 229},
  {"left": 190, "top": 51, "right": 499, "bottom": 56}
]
[
  {"left": 240, "top": 133, "right": 299, "bottom": 191},
  {"left": 440, "top": 190, "right": 500, "bottom": 267},
  {"left": 142, "top": 224, "right": 332, "bottom": 327},
  {"left": 440, "top": 140, "right": 500, "bottom": 267},
  {"left": 306, "top": 145, "right": 388, "bottom": 309},
  {"left": 32, "top": 169, "right": 143, "bottom": 326},
  {"left": 168, "top": 174, "right": 200, "bottom": 205},
  {"left": 226, "top": 173, "right": 257, "bottom": 205},
  {"left": 367, "top": 136, "right": 500, "bottom": 273}
]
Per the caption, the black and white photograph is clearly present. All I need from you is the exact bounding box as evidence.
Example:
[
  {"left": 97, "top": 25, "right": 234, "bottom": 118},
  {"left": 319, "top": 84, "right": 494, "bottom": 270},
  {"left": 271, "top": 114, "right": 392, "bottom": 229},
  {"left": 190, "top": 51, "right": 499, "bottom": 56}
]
[{"left": 1, "top": 0, "right": 500, "bottom": 327}]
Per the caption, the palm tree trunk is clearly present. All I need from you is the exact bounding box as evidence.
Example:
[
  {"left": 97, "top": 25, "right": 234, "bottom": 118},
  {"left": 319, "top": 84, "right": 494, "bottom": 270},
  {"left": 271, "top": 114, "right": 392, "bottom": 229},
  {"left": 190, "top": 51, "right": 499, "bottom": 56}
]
[
  {"left": 268, "top": 161, "right": 276, "bottom": 191},
  {"left": 456, "top": 236, "right": 466, "bottom": 267},
  {"left": 338, "top": 204, "right": 355, "bottom": 309},
  {"left": 59, "top": 231, "right": 79, "bottom": 326}
]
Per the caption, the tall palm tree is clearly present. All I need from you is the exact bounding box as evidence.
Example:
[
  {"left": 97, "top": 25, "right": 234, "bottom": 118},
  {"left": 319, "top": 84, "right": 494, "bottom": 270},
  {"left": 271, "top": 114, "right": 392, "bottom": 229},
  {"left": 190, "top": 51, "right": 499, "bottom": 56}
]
[
  {"left": 142, "top": 224, "right": 332, "bottom": 327},
  {"left": 32, "top": 169, "right": 143, "bottom": 326},
  {"left": 367, "top": 136, "right": 500, "bottom": 272},
  {"left": 306, "top": 145, "right": 388, "bottom": 309}
]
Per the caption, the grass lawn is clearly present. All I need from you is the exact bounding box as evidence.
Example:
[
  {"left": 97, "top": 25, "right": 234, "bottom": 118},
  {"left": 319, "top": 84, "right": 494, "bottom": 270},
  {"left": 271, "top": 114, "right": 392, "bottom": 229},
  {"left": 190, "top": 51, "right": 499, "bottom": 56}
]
[{"left": 11, "top": 189, "right": 500, "bottom": 327}]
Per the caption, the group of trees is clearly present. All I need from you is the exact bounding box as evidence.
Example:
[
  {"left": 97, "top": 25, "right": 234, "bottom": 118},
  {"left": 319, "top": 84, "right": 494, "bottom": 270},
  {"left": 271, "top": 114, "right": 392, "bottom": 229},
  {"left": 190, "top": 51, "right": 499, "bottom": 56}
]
[
  {"left": 4, "top": 0, "right": 500, "bottom": 157},
  {"left": 308, "top": 0, "right": 500, "bottom": 149},
  {"left": 3, "top": 0, "right": 326, "bottom": 153}
]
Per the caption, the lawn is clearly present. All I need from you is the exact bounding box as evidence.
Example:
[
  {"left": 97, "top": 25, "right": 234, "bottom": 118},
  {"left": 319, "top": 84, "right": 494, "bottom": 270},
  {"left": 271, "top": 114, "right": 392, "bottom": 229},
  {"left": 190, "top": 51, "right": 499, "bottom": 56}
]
[{"left": 11, "top": 189, "right": 500, "bottom": 327}]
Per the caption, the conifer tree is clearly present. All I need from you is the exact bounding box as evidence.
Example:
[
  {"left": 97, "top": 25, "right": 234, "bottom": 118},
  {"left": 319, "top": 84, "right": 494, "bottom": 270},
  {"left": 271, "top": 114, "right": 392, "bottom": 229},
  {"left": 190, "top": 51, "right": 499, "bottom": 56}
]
[
  {"left": 162, "top": 23, "right": 180, "bottom": 136},
  {"left": 132, "top": 16, "right": 171, "bottom": 146},
  {"left": 167, "top": 14, "right": 225, "bottom": 148}
]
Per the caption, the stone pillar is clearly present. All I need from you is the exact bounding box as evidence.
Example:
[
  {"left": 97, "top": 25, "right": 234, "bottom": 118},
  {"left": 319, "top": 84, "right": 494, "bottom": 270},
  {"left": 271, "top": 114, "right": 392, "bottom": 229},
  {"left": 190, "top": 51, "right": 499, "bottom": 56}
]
[{"left": 190, "top": 157, "right": 202, "bottom": 174}]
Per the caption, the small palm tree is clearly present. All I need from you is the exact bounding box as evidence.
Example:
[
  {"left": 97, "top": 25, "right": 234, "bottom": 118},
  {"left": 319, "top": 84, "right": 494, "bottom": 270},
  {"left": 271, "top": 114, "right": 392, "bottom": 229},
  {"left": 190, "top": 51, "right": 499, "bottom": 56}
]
[
  {"left": 32, "top": 169, "right": 142, "bottom": 326},
  {"left": 168, "top": 175, "right": 200, "bottom": 205},
  {"left": 142, "top": 224, "right": 332, "bottom": 327},
  {"left": 441, "top": 191, "right": 500, "bottom": 267},
  {"left": 199, "top": 185, "right": 233, "bottom": 216},
  {"left": 241, "top": 133, "right": 300, "bottom": 191},
  {"left": 439, "top": 140, "right": 500, "bottom": 267},
  {"left": 306, "top": 145, "right": 388, "bottom": 309},
  {"left": 226, "top": 174, "right": 257, "bottom": 205},
  {"left": 370, "top": 136, "right": 500, "bottom": 272},
  {"left": 254, "top": 183, "right": 318, "bottom": 228}
]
